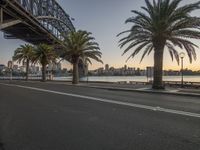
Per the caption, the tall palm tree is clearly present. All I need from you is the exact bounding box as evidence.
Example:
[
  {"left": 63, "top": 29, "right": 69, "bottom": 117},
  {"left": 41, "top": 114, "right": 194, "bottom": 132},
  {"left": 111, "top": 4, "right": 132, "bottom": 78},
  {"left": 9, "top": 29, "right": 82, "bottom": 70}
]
[
  {"left": 13, "top": 44, "right": 34, "bottom": 80},
  {"left": 61, "top": 30, "right": 103, "bottom": 84},
  {"left": 33, "top": 44, "right": 57, "bottom": 82},
  {"left": 118, "top": 0, "right": 200, "bottom": 89}
]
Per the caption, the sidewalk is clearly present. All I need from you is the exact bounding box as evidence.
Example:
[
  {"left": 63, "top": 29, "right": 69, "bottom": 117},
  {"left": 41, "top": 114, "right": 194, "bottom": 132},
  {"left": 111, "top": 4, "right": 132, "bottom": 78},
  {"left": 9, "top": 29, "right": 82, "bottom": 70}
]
[
  {"left": 1, "top": 79, "right": 200, "bottom": 97},
  {"left": 64, "top": 82, "right": 200, "bottom": 97}
]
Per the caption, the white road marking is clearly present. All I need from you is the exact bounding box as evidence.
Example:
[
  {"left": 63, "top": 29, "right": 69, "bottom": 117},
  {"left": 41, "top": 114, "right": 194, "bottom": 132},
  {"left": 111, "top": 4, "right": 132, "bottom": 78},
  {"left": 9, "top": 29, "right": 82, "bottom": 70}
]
[{"left": 1, "top": 83, "right": 200, "bottom": 118}]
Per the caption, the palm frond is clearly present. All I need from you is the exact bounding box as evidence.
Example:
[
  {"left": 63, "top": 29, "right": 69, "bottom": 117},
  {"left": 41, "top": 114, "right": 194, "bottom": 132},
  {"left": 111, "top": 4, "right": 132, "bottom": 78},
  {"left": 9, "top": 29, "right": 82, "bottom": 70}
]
[
  {"left": 166, "top": 42, "right": 180, "bottom": 64},
  {"left": 13, "top": 44, "right": 34, "bottom": 64},
  {"left": 126, "top": 41, "right": 150, "bottom": 62},
  {"left": 118, "top": 0, "right": 200, "bottom": 64},
  {"left": 61, "top": 30, "right": 103, "bottom": 65},
  {"left": 140, "top": 44, "right": 154, "bottom": 63}
]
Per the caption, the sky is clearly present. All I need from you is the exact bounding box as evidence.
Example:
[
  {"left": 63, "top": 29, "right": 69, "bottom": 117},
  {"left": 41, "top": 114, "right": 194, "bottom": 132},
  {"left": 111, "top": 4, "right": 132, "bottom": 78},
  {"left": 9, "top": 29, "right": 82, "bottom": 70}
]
[{"left": 0, "top": 0, "right": 200, "bottom": 71}]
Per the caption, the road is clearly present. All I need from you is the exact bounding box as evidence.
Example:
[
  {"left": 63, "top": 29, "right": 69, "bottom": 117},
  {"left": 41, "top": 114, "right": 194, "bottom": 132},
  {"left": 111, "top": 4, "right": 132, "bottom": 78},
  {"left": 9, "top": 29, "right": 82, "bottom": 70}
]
[{"left": 0, "top": 81, "right": 200, "bottom": 150}]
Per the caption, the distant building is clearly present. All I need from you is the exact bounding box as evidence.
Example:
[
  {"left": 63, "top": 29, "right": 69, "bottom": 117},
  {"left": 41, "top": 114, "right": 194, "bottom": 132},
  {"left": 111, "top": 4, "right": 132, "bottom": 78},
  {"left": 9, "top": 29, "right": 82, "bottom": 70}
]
[
  {"left": 135, "top": 68, "right": 141, "bottom": 76},
  {"left": 140, "top": 70, "right": 147, "bottom": 76},
  {"left": 124, "top": 65, "right": 127, "bottom": 71},
  {"left": 57, "top": 63, "right": 62, "bottom": 71},
  {"left": 97, "top": 67, "right": 104, "bottom": 75},
  {"left": 35, "top": 66, "right": 40, "bottom": 72},
  {"left": 105, "top": 64, "right": 109, "bottom": 71},
  {"left": 13, "top": 65, "right": 19, "bottom": 72},
  {"left": 164, "top": 70, "right": 179, "bottom": 76},
  {"left": 47, "top": 63, "right": 53, "bottom": 71},
  {"left": 7, "top": 61, "right": 13, "bottom": 69},
  {"left": 91, "top": 65, "right": 140, "bottom": 76},
  {"left": 29, "top": 65, "right": 40, "bottom": 74},
  {"left": 19, "top": 66, "right": 26, "bottom": 72},
  {"left": 47, "top": 63, "right": 62, "bottom": 72},
  {"left": 146, "top": 67, "right": 154, "bottom": 77},
  {"left": 0, "top": 64, "right": 5, "bottom": 72}
]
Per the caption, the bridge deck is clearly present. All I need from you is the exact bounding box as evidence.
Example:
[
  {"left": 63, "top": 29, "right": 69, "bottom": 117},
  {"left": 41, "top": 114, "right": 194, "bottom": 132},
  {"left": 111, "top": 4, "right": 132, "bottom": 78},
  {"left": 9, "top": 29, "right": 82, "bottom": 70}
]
[{"left": 0, "top": 0, "right": 74, "bottom": 45}]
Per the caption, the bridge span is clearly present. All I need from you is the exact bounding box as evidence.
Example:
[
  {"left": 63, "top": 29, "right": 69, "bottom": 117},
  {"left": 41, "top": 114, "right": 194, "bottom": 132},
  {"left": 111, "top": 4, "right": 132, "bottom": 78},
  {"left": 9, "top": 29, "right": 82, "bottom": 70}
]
[{"left": 0, "top": 0, "right": 75, "bottom": 45}]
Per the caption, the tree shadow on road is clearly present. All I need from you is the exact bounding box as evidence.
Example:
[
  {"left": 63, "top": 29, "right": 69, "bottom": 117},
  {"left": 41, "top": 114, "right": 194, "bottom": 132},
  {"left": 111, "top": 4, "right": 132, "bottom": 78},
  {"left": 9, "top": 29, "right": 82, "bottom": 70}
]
[{"left": 0, "top": 142, "right": 5, "bottom": 150}]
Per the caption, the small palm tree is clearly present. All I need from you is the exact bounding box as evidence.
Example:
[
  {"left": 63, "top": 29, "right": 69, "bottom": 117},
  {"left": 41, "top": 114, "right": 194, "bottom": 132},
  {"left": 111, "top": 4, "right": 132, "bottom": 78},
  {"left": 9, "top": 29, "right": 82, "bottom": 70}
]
[
  {"left": 33, "top": 44, "right": 57, "bottom": 82},
  {"left": 61, "top": 30, "right": 103, "bottom": 84},
  {"left": 118, "top": 0, "right": 200, "bottom": 89},
  {"left": 13, "top": 44, "right": 34, "bottom": 80}
]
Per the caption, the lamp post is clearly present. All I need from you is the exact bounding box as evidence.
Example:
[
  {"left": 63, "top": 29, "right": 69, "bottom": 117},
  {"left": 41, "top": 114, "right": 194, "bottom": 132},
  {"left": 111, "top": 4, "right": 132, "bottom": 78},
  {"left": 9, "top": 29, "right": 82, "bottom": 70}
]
[
  {"left": 86, "top": 63, "right": 89, "bottom": 84},
  {"left": 179, "top": 52, "right": 185, "bottom": 88}
]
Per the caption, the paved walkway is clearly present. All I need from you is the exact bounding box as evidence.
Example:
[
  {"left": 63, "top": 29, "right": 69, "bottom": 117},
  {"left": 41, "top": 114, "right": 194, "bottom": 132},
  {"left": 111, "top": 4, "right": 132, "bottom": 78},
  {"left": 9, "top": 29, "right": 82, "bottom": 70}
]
[
  {"left": 62, "top": 81, "right": 200, "bottom": 97},
  {"left": 1, "top": 79, "right": 200, "bottom": 97}
]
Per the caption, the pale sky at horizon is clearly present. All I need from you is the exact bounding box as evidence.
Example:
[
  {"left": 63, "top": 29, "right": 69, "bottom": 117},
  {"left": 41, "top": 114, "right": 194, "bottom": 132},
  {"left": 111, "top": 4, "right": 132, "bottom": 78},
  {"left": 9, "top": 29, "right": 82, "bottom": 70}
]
[{"left": 0, "top": 0, "right": 200, "bottom": 71}]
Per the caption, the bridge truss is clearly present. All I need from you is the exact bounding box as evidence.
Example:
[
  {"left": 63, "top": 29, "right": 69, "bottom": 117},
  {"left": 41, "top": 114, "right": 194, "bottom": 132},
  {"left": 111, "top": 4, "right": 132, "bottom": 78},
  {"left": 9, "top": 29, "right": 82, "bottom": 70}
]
[{"left": 0, "top": 0, "right": 75, "bottom": 45}]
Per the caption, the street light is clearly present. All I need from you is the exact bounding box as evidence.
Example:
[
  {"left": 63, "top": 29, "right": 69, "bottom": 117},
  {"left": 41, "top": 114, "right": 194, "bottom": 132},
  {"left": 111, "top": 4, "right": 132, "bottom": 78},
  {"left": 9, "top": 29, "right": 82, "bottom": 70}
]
[
  {"left": 86, "top": 63, "right": 89, "bottom": 84},
  {"left": 179, "top": 52, "right": 185, "bottom": 88}
]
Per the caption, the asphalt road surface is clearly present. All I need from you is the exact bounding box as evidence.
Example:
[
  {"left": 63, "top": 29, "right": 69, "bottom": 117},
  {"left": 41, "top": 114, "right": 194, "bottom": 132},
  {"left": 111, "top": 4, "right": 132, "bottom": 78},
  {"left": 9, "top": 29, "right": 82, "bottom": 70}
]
[{"left": 0, "top": 81, "right": 200, "bottom": 150}]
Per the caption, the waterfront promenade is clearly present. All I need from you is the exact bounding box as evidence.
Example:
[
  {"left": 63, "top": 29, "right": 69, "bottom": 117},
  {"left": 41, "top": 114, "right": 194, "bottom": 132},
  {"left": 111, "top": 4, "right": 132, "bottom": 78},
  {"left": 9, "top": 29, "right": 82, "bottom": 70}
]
[
  {"left": 0, "top": 80, "right": 200, "bottom": 150},
  {"left": 67, "top": 81, "right": 200, "bottom": 96}
]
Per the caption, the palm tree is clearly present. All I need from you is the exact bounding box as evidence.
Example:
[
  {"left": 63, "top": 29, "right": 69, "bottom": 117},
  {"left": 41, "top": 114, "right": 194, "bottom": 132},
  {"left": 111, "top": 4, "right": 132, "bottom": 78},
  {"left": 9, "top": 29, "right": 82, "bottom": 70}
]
[
  {"left": 61, "top": 30, "right": 103, "bottom": 84},
  {"left": 13, "top": 44, "right": 34, "bottom": 80},
  {"left": 33, "top": 44, "right": 57, "bottom": 82},
  {"left": 118, "top": 0, "right": 200, "bottom": 89}
]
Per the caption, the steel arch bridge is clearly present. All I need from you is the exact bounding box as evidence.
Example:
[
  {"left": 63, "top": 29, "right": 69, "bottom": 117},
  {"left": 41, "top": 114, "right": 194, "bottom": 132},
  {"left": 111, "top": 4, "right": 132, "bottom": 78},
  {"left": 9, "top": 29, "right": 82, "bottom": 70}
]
[{"left": 0, "top": 0, "right": 75, "bottom": 45}]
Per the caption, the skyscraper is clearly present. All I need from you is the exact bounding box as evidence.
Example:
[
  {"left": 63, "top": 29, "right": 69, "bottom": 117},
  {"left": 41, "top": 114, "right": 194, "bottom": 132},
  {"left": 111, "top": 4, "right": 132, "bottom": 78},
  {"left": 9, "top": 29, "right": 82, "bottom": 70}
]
[{"left": 105, "top": 64, "right": 109, "bottom": 71}]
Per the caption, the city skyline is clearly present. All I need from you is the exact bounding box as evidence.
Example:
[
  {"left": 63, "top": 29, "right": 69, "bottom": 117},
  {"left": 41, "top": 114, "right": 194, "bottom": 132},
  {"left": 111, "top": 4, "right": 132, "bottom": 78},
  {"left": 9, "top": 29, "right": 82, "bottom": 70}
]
[
  {"left": 1, "top": 0, "right": 200, "bottom": 71},
  {"left": 2, "top": 60, "right": 199, "bottom": 73}
]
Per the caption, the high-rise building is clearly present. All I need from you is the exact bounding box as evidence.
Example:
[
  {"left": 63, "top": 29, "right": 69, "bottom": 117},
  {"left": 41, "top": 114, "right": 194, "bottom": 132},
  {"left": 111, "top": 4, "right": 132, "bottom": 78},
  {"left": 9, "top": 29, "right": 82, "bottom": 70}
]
[
  {"left": 124, "top": 65, "right": 127, "bottom": 70},
  {"left": 7, "top": 61, "right": 13, "bottom": 69},
  {"left": 105, "top": 64, "right": 109, "bottom": 71},
  {"left": 146, "top": 67, "right": 154, "bottom": 77}
]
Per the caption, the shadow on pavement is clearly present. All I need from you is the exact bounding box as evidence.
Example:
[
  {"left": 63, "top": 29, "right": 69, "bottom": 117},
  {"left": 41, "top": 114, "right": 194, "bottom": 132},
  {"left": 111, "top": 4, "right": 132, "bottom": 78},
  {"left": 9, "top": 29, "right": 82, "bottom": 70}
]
[{"left": 0, "top": 142, "right": 5, "bottom": 150}]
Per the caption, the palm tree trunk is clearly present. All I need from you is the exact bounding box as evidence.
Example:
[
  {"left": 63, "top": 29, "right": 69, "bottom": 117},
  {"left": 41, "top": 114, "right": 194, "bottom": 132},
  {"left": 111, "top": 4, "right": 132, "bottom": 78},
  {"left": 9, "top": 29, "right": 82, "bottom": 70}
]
[
  {"left": 152, "top": 42, "right": 165, "bottom": 89},
  {"left": 72, "top": 60, "right": 79, "bottom": 84},
  {"left": 42, "top": 64, "right": 46, "bottom": 82},
  {"left": 25, "top": 59, "right": 29, "bottom": 81}
]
